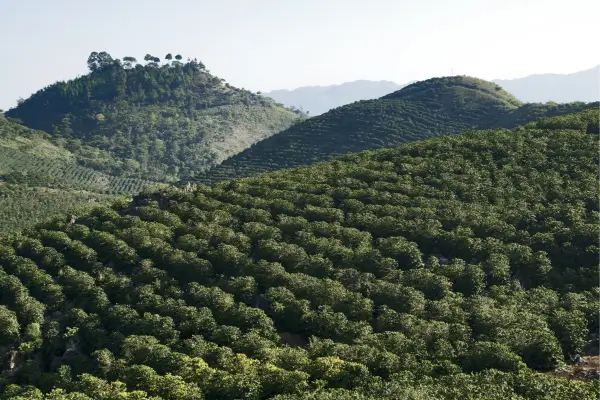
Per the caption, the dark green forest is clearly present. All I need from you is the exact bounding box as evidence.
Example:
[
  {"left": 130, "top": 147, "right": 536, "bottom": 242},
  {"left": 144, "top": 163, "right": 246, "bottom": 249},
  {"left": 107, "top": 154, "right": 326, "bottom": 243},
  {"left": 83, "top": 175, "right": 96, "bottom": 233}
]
[
  {"left": 4, "top": 67, "right": 596, "bottom": 233},
  {"left": 195, "top": 77, "right": 598, "bottom": 185},
  {"left": 5, "top": 52, "right": 304, "bottom": 182},
  {"left": 0, "top": 110, "right": 598, "bottom": 399}
]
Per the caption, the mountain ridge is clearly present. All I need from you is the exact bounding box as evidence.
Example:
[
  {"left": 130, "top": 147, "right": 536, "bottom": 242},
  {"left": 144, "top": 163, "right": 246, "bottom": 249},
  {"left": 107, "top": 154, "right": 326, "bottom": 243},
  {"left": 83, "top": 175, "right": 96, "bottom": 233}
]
[
  {"left": 493, "top": 65, "right": 600, "bottom": 103},
  {"left": 265, "top": 80, "right": 409, "bottom": 116},
  {"left": 264, "top": 66, "right": 599, "bottom": 116},
  {"left": 193, "top": 76, "right": 598, "bottom": 185}
]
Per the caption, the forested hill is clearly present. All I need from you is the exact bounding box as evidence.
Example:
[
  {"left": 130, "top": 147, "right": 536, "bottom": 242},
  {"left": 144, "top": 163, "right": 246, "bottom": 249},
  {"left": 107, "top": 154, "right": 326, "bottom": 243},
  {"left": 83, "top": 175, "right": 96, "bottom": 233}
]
[
  {"left": 5, "top": 52, "right": 305, "bottom": 182},
  {"left": 0, "top": 110, "right": 598, "bottom": 399},
  {"left": 194, "top": 76, "right": 598, "bottom": 185}
]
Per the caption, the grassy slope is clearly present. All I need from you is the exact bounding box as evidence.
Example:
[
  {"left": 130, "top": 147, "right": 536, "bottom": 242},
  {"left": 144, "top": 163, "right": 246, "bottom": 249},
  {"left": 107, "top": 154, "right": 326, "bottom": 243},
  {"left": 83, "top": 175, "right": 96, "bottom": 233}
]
[
  {"left": 6, "top": 55, "right": 304, "bottom": 182},
  {"left": 195, "top": 77, "right": 598, "bottom": 185},
  {"left": 0, "top": 111, "right": 598, "bottom": 399}
]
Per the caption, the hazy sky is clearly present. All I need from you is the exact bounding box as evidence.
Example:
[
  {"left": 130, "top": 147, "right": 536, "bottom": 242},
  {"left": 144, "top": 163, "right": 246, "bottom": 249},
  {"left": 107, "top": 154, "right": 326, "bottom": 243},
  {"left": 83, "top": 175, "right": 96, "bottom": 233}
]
[{"left": 1, "top": 0, "right": 598, "bottom": 109}]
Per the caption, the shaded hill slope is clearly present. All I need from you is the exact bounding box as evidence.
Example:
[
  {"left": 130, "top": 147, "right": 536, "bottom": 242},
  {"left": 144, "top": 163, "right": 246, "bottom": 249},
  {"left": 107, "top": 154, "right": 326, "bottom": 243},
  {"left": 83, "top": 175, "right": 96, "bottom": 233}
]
[
  {"left": 264, "top": 80, "right": 408, "bottom": 116},
  {"left": 493, "top": 65, "right": 600, "bottom": 103},
  {"left": 193, "top": 76, "right": 598, "bottom": 185},
  {"left": 5, "top": 52, "right": 304, "bottom": 182},
  {"left": 0, "top": 111, "right": 598, "bottom": 399}
]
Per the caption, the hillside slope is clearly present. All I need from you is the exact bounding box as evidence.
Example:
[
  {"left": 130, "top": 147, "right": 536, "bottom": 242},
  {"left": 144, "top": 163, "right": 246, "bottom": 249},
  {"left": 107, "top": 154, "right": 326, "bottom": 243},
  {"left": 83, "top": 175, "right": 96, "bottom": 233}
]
[
  {"left": 5, "top": 52, "right": 304, "bottom": 182},
  {"left": 0, "top": 111, "right": 598, "bottom": 399},
  {"left": 264, "top": 80, "right": 408, "bottom": 116},
  {"left": 493, "top": 65, "right": 600, "bottom": 103},
  {"left": 0, "top": 116, "right": 158, "bottom": 232},
  {"left": 194, "top": 76, "right": 598, "bottom": 184},
  {"left": 0, "top": 116, "right": 153, "bottom": 193}
]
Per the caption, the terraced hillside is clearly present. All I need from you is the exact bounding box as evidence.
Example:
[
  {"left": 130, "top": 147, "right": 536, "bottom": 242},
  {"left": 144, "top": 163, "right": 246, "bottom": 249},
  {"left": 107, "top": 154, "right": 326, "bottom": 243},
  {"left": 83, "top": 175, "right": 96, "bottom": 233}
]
[
  {"left": 0, "top": 116, "right": 158, "bottom": 232},
  {"left": 0, "top": 111, "right": 598, "bottom": 399},
  {"left": 0, "top": 185, "right": 120, "bottom": 234},
  {"left": 5, "top": 52, "right": 304, "bottom": 182},
  {"left": 194, "top": 76, "right": 598, "bottom": 185},
  {"left": 0, "top": 116, "right": 158, "bottom": 193}
]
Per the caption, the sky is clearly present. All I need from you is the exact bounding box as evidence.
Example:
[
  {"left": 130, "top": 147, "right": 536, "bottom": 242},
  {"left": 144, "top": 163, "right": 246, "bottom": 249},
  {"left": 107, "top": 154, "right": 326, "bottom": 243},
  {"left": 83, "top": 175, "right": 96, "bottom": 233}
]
[{"left": 1, "top": 0, "right": 599, "bottom": 110}]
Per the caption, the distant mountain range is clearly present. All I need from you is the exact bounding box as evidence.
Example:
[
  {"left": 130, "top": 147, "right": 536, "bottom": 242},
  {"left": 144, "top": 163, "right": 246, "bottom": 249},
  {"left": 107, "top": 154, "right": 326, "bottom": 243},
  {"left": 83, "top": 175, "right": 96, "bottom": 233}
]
[
  {"left": 493, "top": 65, "right": 599, "bottom": 103},
  {"left": 264, "top": 66, "right": 599, "bottom": 116},
  {"left": 265, "top": 80, "right": 410, "bottom": 116}
]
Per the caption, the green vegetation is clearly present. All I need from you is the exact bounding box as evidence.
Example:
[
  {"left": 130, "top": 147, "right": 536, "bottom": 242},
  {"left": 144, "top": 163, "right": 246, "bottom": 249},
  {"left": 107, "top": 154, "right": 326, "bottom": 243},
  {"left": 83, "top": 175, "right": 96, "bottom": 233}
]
[
  {"left": 0, "top": 184, "right": 121, "bottom": 233},
  {"left": 195, "top": 77, "right": 598, "bottom": 184},
  {"left": 0, "top": 116, "right": 160, "bottom": 232},
  {"left": 0, "top": 110, "right": 597, "bottom": 399},
  {"left": 5, "top": 72, "right": 592, "bottom": 234},
  {"left": 0, "top": 116, "right": 154, "bottom": 194},
  {"left": 6, "top": 52, "right": 304, "bottom": 182}
]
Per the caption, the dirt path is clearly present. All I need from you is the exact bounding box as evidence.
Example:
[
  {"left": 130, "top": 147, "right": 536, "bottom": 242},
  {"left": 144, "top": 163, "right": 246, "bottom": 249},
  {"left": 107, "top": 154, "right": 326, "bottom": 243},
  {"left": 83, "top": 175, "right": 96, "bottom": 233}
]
[{"left": 545, "top": 355, "right": 599, "bottom": 381}]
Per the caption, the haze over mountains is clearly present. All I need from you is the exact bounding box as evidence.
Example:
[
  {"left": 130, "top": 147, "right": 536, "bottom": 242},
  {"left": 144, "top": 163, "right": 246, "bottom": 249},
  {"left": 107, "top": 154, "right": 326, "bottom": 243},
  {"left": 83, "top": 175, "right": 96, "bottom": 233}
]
[
  {"left": 264, "top": 80, "right": 410, "bottom": 116},
  {"left": 265, "top": 65, "right": 600, "bottom": 116},
  {"left": 494, "top": 65, "right": 600, "bottom": 103}
]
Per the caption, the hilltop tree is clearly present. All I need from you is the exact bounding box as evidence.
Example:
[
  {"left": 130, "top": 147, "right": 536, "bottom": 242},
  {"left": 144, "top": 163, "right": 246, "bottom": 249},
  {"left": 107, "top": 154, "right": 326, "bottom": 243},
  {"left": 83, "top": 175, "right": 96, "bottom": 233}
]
[
  {"left": 165, "top": 53, "right": 173, "bottom": 61},
  {"left": 86, "top": 52, "right": 100, "bottom": 71},
  {"left": 122, "top": 56, "right": 138, "bottom": 69},
  {"left": 143, "top": 54, "right": 160, "bottom": 67},
  {"left": 175, "top": 54, "right": 182, "bottom": 60},
  {"left": 87, "top": 51, "right": 115, "bottom": 72}
]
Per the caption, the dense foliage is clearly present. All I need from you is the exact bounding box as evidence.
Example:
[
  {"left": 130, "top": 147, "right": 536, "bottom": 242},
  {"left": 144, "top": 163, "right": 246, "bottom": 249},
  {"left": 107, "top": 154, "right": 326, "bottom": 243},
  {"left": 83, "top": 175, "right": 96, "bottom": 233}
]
[
  {"left": 6, "top": 52, "right": 304, "bottom": 182},
  {"left": 195, "top": 77, "right": 598, "bottom": 184},
  {"left": 0, "top": 111, "right": 598, "bottom": 399}
]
